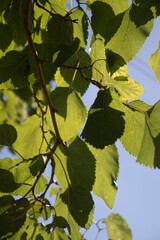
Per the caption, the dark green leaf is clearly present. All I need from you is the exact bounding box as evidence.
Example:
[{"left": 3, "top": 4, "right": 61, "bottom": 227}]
[
  {"left": 46, "top": 16, "right": 73, "bottom": 48},
  {"left": 54, "top": 191, "right": 81, "bottom": 240},
  {"left": 0, "top": 0, "right": 10, "bottom": 14},
  {"left": 0, "top": 123, "right": 17, "bottom": 146},
  {"left": 67, "top": 137, "right": 96, "bottom": 191},
  {"left": 0, "top": 198, "right": 30, "bottom": 239},
  {"left": 61, "top": 185, "right": 94, "bottom": 228},
  {"left": 0, "top": 195, "right": 14, "bottom": 215},
  {"left": 0, "top": 23, "right": 12, "bottom": 51},
  {"left": 0, "top": 51, "right": 29, "bottom": 89},
  {"left": 81, "top": 89, "right": 125, "bottom": 148},
  {"left": 53, "top": 38, "right": 80, "bottom": 67},
  {"left": 88, "top": 0, "right": 128, "bottom": 15},
  {"left": 4, "top": 1, "right": 27, "bottom": 45},
  {"left": 91, "top": 2, "right": 115, "bottom": 39},
  {"left": 29, "top": 156, "right": 44, "bottom": 176}
]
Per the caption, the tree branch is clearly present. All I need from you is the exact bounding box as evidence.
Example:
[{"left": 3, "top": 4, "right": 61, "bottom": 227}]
[{"left": 23, "top": 0, "right": 62, "bottom": 144}]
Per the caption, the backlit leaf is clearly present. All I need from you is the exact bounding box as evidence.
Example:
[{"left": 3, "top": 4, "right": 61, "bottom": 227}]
[
  {"left": 149, "top": 40, "right": 160, "bottom": 82},
  {"left": 47, "top": 87, "right": 87, "bottom": 141},
  {"left": 104, "top": 213, "right": 132, "bottom": 240},
  {"left": 120, "top": 100, "right": 151, "bottom": 156},
  {"left": 88, "top": 144, "right": 119, "bottom": 209}
]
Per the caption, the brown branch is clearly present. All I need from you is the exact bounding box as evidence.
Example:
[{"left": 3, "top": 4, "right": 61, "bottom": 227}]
[
  {"left": 78, "top": 70, "right": 105, "bottom": 89},
  {"left": 40, "top": 156, "right": 55, "bottom": 198},
  {"left": 34, "top": 0, "right": 78, "bottom": 23},
  {"left": 23, "top": 0, "right": 62, "bottom": 143},
  {"left": 23, "top": 143, "right": 58, "bottom": 198}
]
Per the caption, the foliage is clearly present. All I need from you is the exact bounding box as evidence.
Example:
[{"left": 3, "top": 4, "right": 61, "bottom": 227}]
[{"left": 0, "top": 0, "right": 160, "bottom": 239}]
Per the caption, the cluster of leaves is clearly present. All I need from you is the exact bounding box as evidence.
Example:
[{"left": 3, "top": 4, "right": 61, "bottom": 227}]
[{"left": 0, "top": 0, "right": 160, "bottom": 239}]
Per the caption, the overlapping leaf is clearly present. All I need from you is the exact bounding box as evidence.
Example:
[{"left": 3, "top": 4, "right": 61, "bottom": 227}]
[
  {"left": 82, "top": 88, "right": 125, "bottom": 148},
  {"left": 71, "top": 8, "right": 88, "bottom": 49},
  {"left": 103, "top": 77, "right": 144, "bottom": 101},
  {"left": 88, "top": 0, "right": 128, "bottom": 15},
  {"left": 54, "top": 137, "right": 95, "bottom": 191},
  {"left": 0, "top": 198, "right": 30, "bottom": 239},
  {"left": 88, "top": 144, "right": 119, "bottom": 209},
  {"left": 137, "top": 100, "right": 160, "bottom": 168},
  {"left": 90, "top": 38, "right": 109, "bottom": 82},
  {"left": 104, "top": 213, "right": 132, "bottom": 240},
  {"left": 47, "top": 87, "right": 87, "bottom": 141},
  {"left": 54, "top": 191, "right": 81, "bottom": 240},
  {"left": 106, "top": 5, "right": 154, "bottom": 63},
  {"left": 0, "top": 51, "right": 29, "bottom": 89},
  {"left": 149, "top": 40, "right": 160, "bottom": 82},
  {"left": 13, "top": 115, "right": 50, "bottom": 159},
  {"left": 120, "top": 100, "right": 151, "bottom": 156},
  {"left": 55, "top": 49, "right": 91, "bottom": 96}
]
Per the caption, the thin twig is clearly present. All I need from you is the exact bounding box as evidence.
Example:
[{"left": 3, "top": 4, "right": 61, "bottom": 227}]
[{"left": 23, "top": 0, "right": 62, "bottom": 143}]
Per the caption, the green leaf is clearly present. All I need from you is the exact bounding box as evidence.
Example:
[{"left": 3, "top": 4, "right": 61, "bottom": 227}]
[
  {"left": 91, "top": 1, "right": 115, "bottom": 39},
  {"left": 0, "top": 198, "right": 30, "bottom": 239},
  {"left": 29, "top": 156, "right": 44, "bottom": 176},
  {"left": 106, "top": 50, "right": 127, "bottom": 76},
  {"left": 120, "top": 100, "right": 151, "bottom": 156},
  {"left": 55, "top": 49, "right": 91, "bottom": 96},
  {"left": 54, "top": 191, "right": 81, "bottom": 240},
  {"left": 0, "top": 23, "right": 12, "bottom": 51},
  {"left": 0, "top": 195, "right": 14, "bottom": 215},
  {"left": 46, "top": 16, "right": 73, "bottom": 48},
  {"left": 0, "top": 51, "right": 29, "bottom": 89},
  {"left": 13, "top": 115, "right": 49, "bottom": 159},
  {"left": 28, "top": 198, "right": 51, "bottom": 221},
  {"left": 88, "top": 0, "right": 128, "bottom": 15},
  {"left": 61, "top": 185, "right": 94, "bottom": 228},
  {"left": 103, "top": 213, "right": 132, "bottom": 240},
  {"left": 0, "top": 123, "right": 17, "bottom": 146},
  {"left": 4, "top": 1, "right": 27, "bottom": 45},
  {"left": 106, "top": 6, "right": 154, "bottom": 63},
  {"left": 88, "top": 144, "right": 119, "bottom": 209},
  {"left": 81, "top": 89, "right": 125, "bottom": 148},
  {"left": 47, "top": 87, "right": 87, "bottom": 141},
  {"left": 67, "top": 137, "right": 95, "bottom": 191},
  {"left": 149, "top": 40, "right": 160, "bottom": 82},
  {"left": 103, "top": 77, "right": 144, "bottom": 101},
  {"left": 147, "top": 101, "right": 160, "bottom": 137},
  {"left": 55, "top": 137, "right": 96, "bottom": 191},
  {"left": 0, "top": 0, "right": 10, "bottom": 14},
  {"left": 90, "top": 38, "right": 109, "bottom": 83},
  {"left": 13, "top": 176, "right": 48, "bottom": 197},
  {"left": 52, "top": 227, "right": 69, "bottom": 240},
  {"left": 137, "top": 101, "right": 160, "bottom": 168},
  {"left": 0, "top": 158, "right": 34, "bottom": 193},
  {"left": 53, "top": 38, "right": 80, "bottom": 67},
  {"left": 71, "top": 8, "right": 88, "bottom": 48}
]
